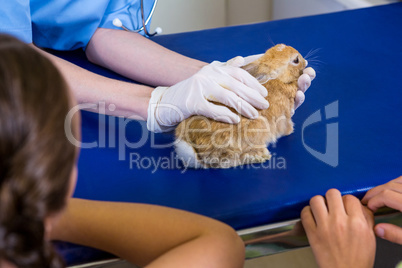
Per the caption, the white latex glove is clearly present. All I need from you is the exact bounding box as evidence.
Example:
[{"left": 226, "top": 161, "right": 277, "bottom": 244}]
[
  {"left": 296, "top": 67, "right": 316, "bottom": 110},
  {"left": 243, "top": 54, "right": 316, "bottom": 113},
  {"left": 147, "top": 57, "right": 270, "bottom": 133}
]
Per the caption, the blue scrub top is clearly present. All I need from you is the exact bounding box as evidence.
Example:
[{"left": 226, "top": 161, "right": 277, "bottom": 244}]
[{"left": 0, "top": 0, "right": 156, "bottom": 50}]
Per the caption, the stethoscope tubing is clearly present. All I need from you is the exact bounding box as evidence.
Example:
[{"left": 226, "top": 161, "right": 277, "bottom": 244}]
[
  {"left": 114, "top": 0, "right": 160, "bottom": 36},
  {"left": 136, "top": 0, "right": 158, "bottom": 33}
]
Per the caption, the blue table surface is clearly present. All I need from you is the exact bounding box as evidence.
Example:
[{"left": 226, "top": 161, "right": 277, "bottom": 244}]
[{"left": 53, "top": 3, "right": 402, "bottom": 266}]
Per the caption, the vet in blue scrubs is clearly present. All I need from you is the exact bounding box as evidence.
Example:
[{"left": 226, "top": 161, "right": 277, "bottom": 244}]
[{"left": 0, "top": 0, "right": 155, "bottom": 50}]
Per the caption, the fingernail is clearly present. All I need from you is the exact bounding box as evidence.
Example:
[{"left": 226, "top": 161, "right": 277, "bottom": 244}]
[
  {"left": 260, "top": 87, "right": 268, "bottom": 97},
  {"left": 251, "top": 113, "right": 259, "bottom": 119},
  {"left": 376, "top": 227, "right": 385, "bottom": 238},
  {"left": 250, "top": 110, "right": 259, "bottom": 119},
  {"left": 262, "top": 100, "right": 269, "bottom": 109}
]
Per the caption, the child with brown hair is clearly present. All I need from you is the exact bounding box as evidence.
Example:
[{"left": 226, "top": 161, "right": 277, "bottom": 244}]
[{"left": 0, "top": 34, "right": 245, "bottom": 268}]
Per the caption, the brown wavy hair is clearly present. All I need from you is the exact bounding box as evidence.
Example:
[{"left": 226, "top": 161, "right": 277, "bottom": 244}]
[{"left": 0, "top": 35, "right": 78, "bottom": 267}]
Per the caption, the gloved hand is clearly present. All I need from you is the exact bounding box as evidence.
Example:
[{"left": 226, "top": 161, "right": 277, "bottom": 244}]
[
  {"left": 243, "top": 54, "right": 316, "bottom": 113},
  {"left": 147, "top": 57, "right": 270, "bottom": 133},
  {"left": 296, "top": 67, "right": 316, "bottom": 110}
]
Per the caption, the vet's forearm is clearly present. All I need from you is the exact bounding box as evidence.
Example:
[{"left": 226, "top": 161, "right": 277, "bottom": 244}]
[
  {"left": 85, "top": 28, "right": 207, "bottom": 87},
  {"left": 32, "top": 45, "right": 152, "bottom": 119}
]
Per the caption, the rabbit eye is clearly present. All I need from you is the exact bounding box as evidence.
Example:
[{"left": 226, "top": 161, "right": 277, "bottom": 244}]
[{"left": 293, "top": 56, "right": 299, "bottom": 64}]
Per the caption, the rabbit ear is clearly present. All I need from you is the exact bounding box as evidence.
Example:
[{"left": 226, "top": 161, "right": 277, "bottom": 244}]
[
  {"left": 242, "top": 63, "right": 276, "bottom": 84},
  {"left": 243, "top": 63, "right": 266, "bottom": 83},
  {"left": 242, "top": 63, "right": 259, "bottom": 75},
  {"left": 255, "top": 74, "right": 271, "bottom": 84}
]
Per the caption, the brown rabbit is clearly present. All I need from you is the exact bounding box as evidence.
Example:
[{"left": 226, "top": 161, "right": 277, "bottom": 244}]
[{"left": 175, "top": 44, "right": 307, "bottom": 168}]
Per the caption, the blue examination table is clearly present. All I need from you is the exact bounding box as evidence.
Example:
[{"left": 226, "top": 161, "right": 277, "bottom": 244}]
[{"left": 53, "top": 3, "right": 402, "bottom": 266}]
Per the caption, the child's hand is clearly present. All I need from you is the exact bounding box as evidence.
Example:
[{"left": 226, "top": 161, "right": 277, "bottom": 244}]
[
  {"left": 301, "top": 189, "right": 376, "bottom": 268},
  {"left": 362, "top": 176, "right": 402, "bottom": 244}
]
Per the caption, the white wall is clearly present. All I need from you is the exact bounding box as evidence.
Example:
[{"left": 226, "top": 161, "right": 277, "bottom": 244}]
[
  {"left": 150, "top": 0, "right": 226, "bottom": 34},
  {"left": 226, "top": 0, "right": 272, "bottom": 26},
  {"left": 150, "top": 0, "right": 272, "bottom": 35},
  {"left": 271, "top": 0, "right": 345, "bottom": 21},
  {"left": 271, "top": 0, "right": 399, "bottom": 20}
]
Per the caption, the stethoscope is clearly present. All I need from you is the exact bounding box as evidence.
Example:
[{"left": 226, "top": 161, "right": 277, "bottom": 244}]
[{"left": 113, "top": 0, "right": 162, "bottom": 37}]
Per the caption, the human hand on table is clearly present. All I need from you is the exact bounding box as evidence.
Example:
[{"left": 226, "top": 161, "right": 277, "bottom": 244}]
[
  {"left": 362, "top": 176, "right": 402, "bottom": 244},
  {"left": 301, "top": 189, "right": 376, "bottom": 268},
  {"left": 147, "top": 57, "right": 269, "bottom": 132},
  {"left": 242, "top": 54, "right": 316, "bottom": 112}
]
